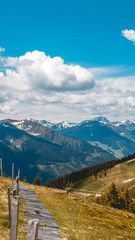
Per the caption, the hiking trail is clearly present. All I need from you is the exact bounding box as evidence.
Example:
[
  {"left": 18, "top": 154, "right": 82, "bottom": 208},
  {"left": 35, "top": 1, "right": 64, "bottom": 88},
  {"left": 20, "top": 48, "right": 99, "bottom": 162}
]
[{"left": 19, "top": 184, "right": 63, "bottom": 240}]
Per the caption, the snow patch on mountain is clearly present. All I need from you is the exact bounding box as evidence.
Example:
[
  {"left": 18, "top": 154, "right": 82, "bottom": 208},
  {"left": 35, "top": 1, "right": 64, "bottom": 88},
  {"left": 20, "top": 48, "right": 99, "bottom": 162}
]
[
  {"left": 112, "top": 119, "right": 133, "bottom": 127},
  {"left": 80, "top": 117, "right": 110, "bottom": 126},
  {"left": 3, "top": 123, "right": 9, "bottom": 128},
  {"left": 30, "top": 132, "right": 41, "bottom": 136},
  {"left": 93, "top": 117, "right": 110, "bottom": 124},
  {"left": 11, "top": 119, "right": 38, "bottom": 131},
  {"left": 40, "top": 120, "right": 77, "bottom": 130},
  {"left": 10, "top": 138, "right": 13, "bottom": 143}
]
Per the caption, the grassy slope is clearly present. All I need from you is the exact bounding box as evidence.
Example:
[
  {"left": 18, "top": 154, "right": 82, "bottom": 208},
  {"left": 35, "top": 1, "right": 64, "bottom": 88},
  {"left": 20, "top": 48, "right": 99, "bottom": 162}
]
[
  {"left": 70, "top": 158, "right": 135, "bottom": 198},
  {"left": 20, "top": 182, "right": 135, "bottom": 240},
  {"left": 2, "top": 175, "right": 135, "bottom": 240},
  {"left": 0, "top": 178, "right": 26, "bottom": 240}
]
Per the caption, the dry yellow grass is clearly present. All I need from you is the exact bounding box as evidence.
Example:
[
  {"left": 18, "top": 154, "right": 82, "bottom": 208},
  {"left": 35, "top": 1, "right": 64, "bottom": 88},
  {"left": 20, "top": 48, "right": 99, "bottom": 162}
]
[
  {"left": 22, "top": 182, "right": 135, "bottom": 240},
  {"left": 0, "top": 181, "right": 10, "bottom": 240},
  {"left": 2, "top": 177, "right": 135, "bottom": 240},
  {"left": 0, "top": 178, "right": 26, "bottom": 240}
]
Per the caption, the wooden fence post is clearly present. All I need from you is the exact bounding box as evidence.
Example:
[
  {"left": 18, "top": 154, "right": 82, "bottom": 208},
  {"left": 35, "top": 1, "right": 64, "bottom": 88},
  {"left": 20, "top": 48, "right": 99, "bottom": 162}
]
[
  {"left": 27, "top": 219, "right": 39, "bottom": 240},
  {"left": 12, "top": 163, "right": 14, "bottom": 186},
  {"left": 10, "top": 189, "right": 19, "bottom": 240},
  {"left": 18, "top": 169, "right": 20, "bottom": 180},
  {"left": 8, "top": 187, "right": 11, "bottom": 228},
  {"left": 16, "top": 176, "right": 19, "bottom": 196},
  {"left": 0, "top": 158, "right": 2, "bottom": 181}
]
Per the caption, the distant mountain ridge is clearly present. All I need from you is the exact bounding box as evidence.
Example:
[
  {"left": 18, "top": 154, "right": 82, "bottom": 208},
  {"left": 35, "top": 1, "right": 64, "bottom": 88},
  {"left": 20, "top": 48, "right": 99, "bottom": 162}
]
[
  {"left": 5, "top": 117, "right": 135, "bottom": 134},
  {"left": 0, "top": 118, "right": 115, "bottom": 184},
  {"left": 1, "top": 117, "right": 135, "bottom": 159},
  {"left": 33, "top": 116, "right": 135, "bottom": 159},
  {"left": 40, "top": 117, "right": 135, "bottom": 134},
  {"left": 57, "top": 118, "right": 135, "bottom": 158}
]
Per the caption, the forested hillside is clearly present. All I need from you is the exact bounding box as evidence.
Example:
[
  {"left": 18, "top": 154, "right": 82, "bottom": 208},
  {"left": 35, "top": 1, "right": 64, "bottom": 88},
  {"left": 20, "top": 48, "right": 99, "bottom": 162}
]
[{"left": 45, "top": 153, "right": 135, "bottom": 189}]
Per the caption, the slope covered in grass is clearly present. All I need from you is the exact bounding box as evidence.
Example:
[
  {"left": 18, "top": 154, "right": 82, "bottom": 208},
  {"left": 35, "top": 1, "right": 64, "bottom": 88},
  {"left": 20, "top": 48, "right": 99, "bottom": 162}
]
[
  {"left": 2, "top": 177, "right": 135, "bottom": 240},
  {"left": 19, "top": 182, "right": 135, "bottom": 240},
  {"left": 70, "top": 158, "right": 135, "bottom": 198}
]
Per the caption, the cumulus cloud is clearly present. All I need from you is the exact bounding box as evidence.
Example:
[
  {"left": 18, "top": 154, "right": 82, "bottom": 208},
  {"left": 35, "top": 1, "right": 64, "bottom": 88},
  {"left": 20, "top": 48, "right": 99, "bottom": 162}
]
[
  {"left": 1, "top": 51, "right": 94, "bottom": 92},
  {"left": 122, "top": 29, "right": 135, "bottom": 43},
  {"left": 0, "top": 50, "right": 135, "bottom": 122}
]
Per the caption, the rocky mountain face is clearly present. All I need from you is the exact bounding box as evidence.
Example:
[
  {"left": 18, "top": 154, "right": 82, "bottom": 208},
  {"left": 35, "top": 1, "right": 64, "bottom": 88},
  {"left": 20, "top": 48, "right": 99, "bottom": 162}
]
[
  {"left": 0, "top": 119, "right": 115, "bottom": 184},
  {"left": 112, "top": 119, "right": 135, "bottom": 134},
  {"left": 57, "top": 117, "right": 135, "bottom": 158}
]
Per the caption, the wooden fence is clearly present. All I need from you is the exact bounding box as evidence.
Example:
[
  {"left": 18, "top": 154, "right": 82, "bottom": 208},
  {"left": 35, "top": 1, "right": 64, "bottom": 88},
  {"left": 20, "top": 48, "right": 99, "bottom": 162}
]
[{"left": 0, "top": 160, "right": 39, "bottom": 240}]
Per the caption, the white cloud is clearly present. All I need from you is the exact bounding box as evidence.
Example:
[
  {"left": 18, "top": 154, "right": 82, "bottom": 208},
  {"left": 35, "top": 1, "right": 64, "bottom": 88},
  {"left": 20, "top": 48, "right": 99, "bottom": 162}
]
[
  {"left": 101, "top": 75, "right": 135, "bottom": 92},
  {"left": 0, "top": 50, "right": 135, "bottom": 122},
  {"left": 1, "top": 50, "right": 94, "bottom": 92},
  {"left": 0, "top": 47, "right": 5, "bottom": 53},
  {"left": 122, "top": 29, "right": 135, "bottom": 43},
  {"left": 0, "top": 105, "right": 12, "bottom": 114},
  {"left": 0, "top": 72, "right": 4, "bottom": 77}
]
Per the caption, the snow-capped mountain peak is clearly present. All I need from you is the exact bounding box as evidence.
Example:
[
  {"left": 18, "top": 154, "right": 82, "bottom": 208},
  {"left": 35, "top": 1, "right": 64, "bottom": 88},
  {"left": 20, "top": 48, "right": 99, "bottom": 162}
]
[
  {"left": 120, "top": 119, "right": 132, "bottom": 126},
  {"left": 93, "top": 117, "right": 110, "bottom": 124},
  {"left": 112, "top": 119, "right": 134, "bottom": 127},
  {"left": 80, "top": 117, "right": 110, "bottom": 126},
  {"left": 40, "top": 120, "right": 77, "bottom": 130}
]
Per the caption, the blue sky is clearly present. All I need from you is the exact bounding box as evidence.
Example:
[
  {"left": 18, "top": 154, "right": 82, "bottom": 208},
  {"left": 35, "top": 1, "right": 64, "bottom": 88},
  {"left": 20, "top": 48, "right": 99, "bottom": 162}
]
[
  {"left": 0, "top": 0, "right": 135, "bottom": 122},
  {"left": 1, "top": 0, "right": 135, "bottom": 66}
]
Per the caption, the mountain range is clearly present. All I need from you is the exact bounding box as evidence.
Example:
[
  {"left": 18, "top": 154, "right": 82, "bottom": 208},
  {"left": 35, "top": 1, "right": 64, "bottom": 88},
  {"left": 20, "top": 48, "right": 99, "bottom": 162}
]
[
  {"left": 0, "top": 118, "right": 115, "bottom": 183},
  {"left": 45, "top": 117, "right": 135, "bottom": 159},
  {"left": 1, "top": 116, "right": 135, "bottom": 183}
]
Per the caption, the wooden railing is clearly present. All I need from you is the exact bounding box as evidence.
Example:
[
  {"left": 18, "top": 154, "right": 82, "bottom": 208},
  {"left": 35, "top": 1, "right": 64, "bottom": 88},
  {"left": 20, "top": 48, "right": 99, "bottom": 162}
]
[{"left": 0, "top": 159, "right": 39, "bottom": 240}]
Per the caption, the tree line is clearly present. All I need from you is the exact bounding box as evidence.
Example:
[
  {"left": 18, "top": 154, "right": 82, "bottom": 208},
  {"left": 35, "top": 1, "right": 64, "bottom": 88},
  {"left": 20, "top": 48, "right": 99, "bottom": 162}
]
[
  {"left": 44, "top": 153, "right": 135, "bottom": 189},
  {"left": 95, "top": 182, "right": 135, "bottom": 213}
]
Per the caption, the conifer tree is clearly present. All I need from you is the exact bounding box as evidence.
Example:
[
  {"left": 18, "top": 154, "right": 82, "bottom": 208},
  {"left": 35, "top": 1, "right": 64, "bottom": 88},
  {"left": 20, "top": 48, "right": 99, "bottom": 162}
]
[
  {"left": 95, "top": 182, "right": 135, "bottom": 213},
  {"left": 33, "top": 176, "right": 41, "bottom": 185},
  {"left": 23, "top": 176, "right": 27, "bottom": 183},
  {"left": 105, "top": 182, "right": 118, "bottom": 207},
  {"left": 124, "top": 189, "right": 132, "bottom": 210}
]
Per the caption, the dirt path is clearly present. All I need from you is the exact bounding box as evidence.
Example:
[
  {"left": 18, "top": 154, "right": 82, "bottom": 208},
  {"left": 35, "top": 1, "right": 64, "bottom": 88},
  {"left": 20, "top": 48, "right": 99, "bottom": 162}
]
[{"left": 19, "top": 185, "right": 63, "bottom": 240}]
